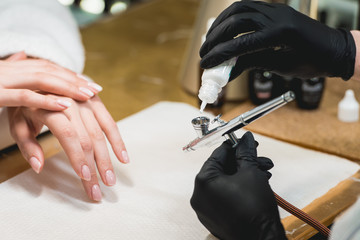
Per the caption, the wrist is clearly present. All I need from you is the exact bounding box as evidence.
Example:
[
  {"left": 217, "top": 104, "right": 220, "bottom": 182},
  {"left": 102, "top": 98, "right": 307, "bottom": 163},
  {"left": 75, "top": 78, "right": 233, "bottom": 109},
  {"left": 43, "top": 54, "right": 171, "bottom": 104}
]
[{"left": 350, "top": 30, "right": 360, "bottom": 81}]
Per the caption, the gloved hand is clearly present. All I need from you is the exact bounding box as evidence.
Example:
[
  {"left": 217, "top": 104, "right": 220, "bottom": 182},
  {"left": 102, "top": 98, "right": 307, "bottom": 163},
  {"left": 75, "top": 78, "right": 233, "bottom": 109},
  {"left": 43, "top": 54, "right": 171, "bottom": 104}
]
[
  {"left": 200, "top": 1, "right": 356, "bottom": 80},
  {"left": 190, "top": 132, "right": 287, "bottom": 240}
]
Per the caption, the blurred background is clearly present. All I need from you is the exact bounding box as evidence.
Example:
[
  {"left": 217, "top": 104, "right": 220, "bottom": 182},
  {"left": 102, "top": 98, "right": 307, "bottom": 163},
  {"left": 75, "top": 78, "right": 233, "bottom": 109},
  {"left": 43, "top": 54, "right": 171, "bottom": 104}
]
[
  {"left": 57, "top": 0, "right": 359, "bottom": 30},
  {"left": 57, "top": 0, "right": 152, "bottom": 26}
]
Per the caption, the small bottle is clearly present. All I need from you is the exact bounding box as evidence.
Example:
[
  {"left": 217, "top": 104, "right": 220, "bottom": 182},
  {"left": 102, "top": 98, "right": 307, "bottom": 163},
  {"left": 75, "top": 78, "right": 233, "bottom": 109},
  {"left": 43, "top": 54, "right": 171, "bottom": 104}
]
[
  {"left": 248, "top": 70, "right": 279, "bottom": 105},
  {"left": 293, "top": 77, "right": 325, "bottom": 110},
  {"left": 198, "top": 17, "right": 226, "bottom": 114},
  {"left": 198, "top": 57, "right": 237, "bottom": 112},
  {"left": 338, "top": 89, "right": 359, "bottom": 122}
]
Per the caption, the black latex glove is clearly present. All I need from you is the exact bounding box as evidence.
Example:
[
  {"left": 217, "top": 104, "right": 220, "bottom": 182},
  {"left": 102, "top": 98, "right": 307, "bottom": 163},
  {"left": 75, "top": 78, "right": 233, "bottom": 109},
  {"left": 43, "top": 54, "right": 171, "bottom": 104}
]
[
  {"left": 190, "top": 132, "right": 287, "bottom": 240},
  {"left": 200, "top": 1, "right": 356, "bottom": 81}
]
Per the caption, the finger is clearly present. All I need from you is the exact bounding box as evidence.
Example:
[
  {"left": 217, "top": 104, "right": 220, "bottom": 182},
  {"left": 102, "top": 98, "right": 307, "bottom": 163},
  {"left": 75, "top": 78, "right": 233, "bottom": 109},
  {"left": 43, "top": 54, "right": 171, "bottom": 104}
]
[
  {"left": 197, "top": 141, "right": 235, "bottom": 180},
  {"left": 31, "top": 61, "right": 103, "bottom": 93},
  {"left": 1, "top": 60, "right": 102, "bottom": 101},
  {"left": 64, "top": 103, "right": 104, "bottom": 201},
  {"left": 41, "top": 109, "right": 90, "bottom": 181},
  {"left": 79, "top": 102, "right": 116, "bottom": 187},
  {"left": 7, "top": 107, "right": 44, "bottom": 174},
  {"left": 6, "top": 51, "right": 27, "bottom": 61},
  {"left": 205, "top": 1, "right": 271, "bottom": 39},
  {"left": 81, "top": 161, "right": 102, "bottom": 202},
  {"left": 200, "top": 30, "right": 277, "bottom": 69},
  {"left": 90, "top": 96, "right": 129, "bottom": 164},
  {"left": 200, "top": 12, "right": 264, "bottom": 58},
  {"left": 235, "top": 131, "right": 258, "bottom": 170},
  {"left": 20, "top": 73, "right": 96, "bottom": 101},
  {"left": 0, "top": 89, "right": 72, "bottom": 110},
  {"left": 257, "top": 157, "right": 274, "bottom": 171}
]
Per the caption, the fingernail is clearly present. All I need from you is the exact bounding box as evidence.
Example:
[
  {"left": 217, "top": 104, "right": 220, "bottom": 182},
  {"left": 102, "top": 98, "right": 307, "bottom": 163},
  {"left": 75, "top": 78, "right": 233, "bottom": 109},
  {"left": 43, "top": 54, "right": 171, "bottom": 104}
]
[
  {"left": 88, "top": 82, "right": 103, "bottom": 92},
  {"left": 121, "top": 150, "right": 129, "bottom": 163},
  {"left": 91, "top": 184, "right": 102, "bottom": 201},
  {"left": 105, "top": 170, "right": 116, "bottom": 186},
  {"left": 77, "top": 73, "right": 92, "bottom": 82},
  {"left": 29, "top": 156, "right": 41, "bottom": 174},
  {"left": 81, "top": 165, "right": 91, "bottom": 181},
  {"left": 56, "top": 99, "right": 72, "bottom": 108},
  {"left": 79, "top": 87, "right": 94, "bottom": 97}
]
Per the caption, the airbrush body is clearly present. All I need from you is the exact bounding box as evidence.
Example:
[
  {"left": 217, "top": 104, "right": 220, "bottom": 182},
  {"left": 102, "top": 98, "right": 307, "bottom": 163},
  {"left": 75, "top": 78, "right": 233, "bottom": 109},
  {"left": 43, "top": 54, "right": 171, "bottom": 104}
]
[{"left": 183, "top": 91, "right": 295, "bottom": 151}]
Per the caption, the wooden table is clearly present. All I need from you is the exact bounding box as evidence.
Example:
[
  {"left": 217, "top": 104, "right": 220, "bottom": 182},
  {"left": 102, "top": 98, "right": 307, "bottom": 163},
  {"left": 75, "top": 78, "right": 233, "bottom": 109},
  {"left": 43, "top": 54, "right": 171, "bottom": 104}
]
[{"left": 1, "top": 0, "right": 360, "bottom": 239}]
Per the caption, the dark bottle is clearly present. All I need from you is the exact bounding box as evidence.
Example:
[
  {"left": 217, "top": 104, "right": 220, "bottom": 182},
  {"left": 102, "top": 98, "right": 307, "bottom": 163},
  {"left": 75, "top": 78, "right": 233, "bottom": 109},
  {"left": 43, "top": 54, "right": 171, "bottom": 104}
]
[
  {"left": 292, "top": 77, "right": 326, "bottom": 110},
  {"left": 248, "top": 70, "right": 279, "bottom": 105}
]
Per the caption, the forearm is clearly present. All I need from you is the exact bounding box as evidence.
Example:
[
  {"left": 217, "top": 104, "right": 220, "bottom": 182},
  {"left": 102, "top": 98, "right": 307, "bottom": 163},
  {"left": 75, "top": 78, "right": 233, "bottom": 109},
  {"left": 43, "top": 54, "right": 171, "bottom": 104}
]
[{"left": 351, "top": 30, "right": 360, "bottom": 81}]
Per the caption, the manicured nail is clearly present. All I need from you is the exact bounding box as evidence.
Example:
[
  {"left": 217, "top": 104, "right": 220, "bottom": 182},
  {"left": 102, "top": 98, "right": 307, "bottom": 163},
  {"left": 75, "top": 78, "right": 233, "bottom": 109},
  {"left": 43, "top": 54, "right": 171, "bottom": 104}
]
[
  {"left": 29, "top": 156, "right": 41, "bottom": 174},
  {"left": 79, "top": 87, "right": 94, "bottom": 97},
  {"left": 92, "top": 184, "right": 102, "bottom": 201},
  {"left": 105, "top": 170, "right": 116, "bottom": 186},
  {"left": 56, "top": 99, "right": 72, "bottom": 108},
  {"left": 81, "top": 165, "right": 91, "bottom": 181},
  {"left": 77, "top": 73, "right": 92, "bottom": 82},
  {"left": 88, "top": 82, "right": 103, "bottom": 92},
  {"left": 121, "top": 150, "right": 129, "bottom": 163}
]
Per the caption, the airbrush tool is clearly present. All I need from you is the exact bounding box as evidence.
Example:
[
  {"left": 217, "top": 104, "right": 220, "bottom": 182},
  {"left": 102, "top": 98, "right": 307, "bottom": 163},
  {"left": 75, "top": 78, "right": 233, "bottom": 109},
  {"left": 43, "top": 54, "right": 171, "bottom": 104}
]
[
  {"left": 183, "top": 90, "right": 332, "bottom": 237},
  {"left": 183, "top": 91, "right": 295, "bottom": 151}
]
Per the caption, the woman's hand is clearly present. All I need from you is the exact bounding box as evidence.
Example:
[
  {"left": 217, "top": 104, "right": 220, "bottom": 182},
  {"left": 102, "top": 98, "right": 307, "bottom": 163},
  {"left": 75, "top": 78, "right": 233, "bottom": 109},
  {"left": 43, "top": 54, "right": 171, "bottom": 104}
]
[
  {"left": 7, "top": 95, "right": 128, "bottom": 201},
  {"left": 0, "top": 52, "right": 102, "bottom": 110}
]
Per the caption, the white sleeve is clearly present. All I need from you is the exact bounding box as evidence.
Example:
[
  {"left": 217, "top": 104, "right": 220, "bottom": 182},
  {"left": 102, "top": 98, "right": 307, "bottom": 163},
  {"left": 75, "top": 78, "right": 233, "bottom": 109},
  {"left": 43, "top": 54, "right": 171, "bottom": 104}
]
[
  {"left": 0, "top": 0, "right": 84, "bottom": 72},
  {"left": 0, "top": 0, "right": 85, "bottom": 150}
]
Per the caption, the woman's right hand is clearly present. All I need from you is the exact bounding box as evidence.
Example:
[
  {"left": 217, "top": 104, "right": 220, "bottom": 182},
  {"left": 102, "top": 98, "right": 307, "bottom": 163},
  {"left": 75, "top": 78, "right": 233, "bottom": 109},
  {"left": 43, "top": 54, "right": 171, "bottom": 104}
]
[{"left": 0, "top": 52, "right": 102, "bottom": 110}]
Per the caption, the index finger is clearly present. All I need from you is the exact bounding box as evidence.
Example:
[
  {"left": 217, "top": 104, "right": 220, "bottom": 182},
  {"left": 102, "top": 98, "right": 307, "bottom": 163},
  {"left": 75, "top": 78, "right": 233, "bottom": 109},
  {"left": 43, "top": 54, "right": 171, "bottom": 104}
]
[
  {"left": 0, "top": 89, "right": 72, "bottom": 110},
  {"left": 41, "top": 110, "right": 90, "bottom": 181},
  {"left": 198, "top": 141, "right": 236, "bottom": 179}
]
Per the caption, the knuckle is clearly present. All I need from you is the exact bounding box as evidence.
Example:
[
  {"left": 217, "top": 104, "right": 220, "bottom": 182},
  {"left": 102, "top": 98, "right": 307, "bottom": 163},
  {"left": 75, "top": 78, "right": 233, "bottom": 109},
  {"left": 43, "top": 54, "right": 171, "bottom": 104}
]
[
  {"left": 90, "top": 128, "right": 104, "bottom": 141},
  {"left": 19, "top": 89, "right": 31, "bottom": 102},
  {"left": 227, "top": 15, "right": 238, "bottom": 26},
  {"left": 79, "top": 137, "right": 93, "bottom": 152},
  {"left": 59, "top": 126, "right": 76, "bottom": 139}
]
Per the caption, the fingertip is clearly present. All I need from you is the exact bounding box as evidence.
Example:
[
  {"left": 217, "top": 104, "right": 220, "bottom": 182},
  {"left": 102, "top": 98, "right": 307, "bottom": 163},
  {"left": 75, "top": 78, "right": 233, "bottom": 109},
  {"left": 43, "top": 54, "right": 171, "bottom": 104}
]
[
  {"left": 56, "top": 99, "right": 72, "bottom": 109},
  {"left": 105, "top": 169, "right": 116, "bottom": 186},
  {"left": 120, "top": 150, "right": 130, "bottom": 164},
  {"left": 88, "top": 82, "right": 103, "bottom": 92},
  {"left": 81, "top": 165, "right": 92, "bottom": 181},
  {"left": 29, "top": 156, "right": 42, "bottom": 174},
  {"left": 91, "top": 184, "right": 102, "bottom": 202}
]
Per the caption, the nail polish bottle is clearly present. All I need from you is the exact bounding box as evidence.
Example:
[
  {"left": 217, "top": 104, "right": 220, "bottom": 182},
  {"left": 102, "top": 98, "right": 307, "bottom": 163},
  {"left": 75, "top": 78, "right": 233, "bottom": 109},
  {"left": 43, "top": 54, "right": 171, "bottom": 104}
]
[
  {"left": 248, "top": 70, "right": 279, "bottom": 105},
  {"left": 293, "top": 77, "right": 325, "bottom": 110}
]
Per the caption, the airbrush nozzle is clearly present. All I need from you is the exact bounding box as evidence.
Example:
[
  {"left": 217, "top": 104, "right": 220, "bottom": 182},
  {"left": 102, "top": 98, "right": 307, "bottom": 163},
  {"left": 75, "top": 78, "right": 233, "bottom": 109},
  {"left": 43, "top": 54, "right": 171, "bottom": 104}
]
[{"left": 183, "top": 91, "right": 295, "bottom": 151}]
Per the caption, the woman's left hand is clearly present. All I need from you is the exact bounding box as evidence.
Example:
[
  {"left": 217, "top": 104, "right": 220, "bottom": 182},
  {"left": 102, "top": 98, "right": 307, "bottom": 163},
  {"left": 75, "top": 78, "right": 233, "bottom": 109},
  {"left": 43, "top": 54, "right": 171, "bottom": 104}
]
[{"left": 8, "top": 95, "right": 129, "bottom": 201}]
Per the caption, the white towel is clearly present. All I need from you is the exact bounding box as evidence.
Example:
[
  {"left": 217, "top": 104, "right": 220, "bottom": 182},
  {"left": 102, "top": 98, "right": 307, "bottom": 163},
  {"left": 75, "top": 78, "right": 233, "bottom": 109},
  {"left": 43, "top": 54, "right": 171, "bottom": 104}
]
[{"left": 0, "top": 102, "right": 358, "bottom": 240}]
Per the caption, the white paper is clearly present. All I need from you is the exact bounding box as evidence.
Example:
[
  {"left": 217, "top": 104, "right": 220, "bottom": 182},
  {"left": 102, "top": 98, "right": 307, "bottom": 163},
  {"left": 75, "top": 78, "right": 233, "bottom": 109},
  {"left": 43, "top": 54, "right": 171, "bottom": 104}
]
[{"left": 0, "top": 101, "right": 358, "bottom": 240}]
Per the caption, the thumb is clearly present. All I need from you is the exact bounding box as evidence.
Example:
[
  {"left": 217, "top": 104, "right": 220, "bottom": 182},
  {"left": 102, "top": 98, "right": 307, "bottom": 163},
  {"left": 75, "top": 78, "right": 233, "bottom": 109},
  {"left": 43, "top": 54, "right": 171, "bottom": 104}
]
[
  {"left": 6, "top": 51, "right": 27, "bottom": 62},
  {"left": 235, "top": 131, "right": 258, "bottom": 170},
  {"left": 197, "top": 141, "right": 235, "bottom": 180}
]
